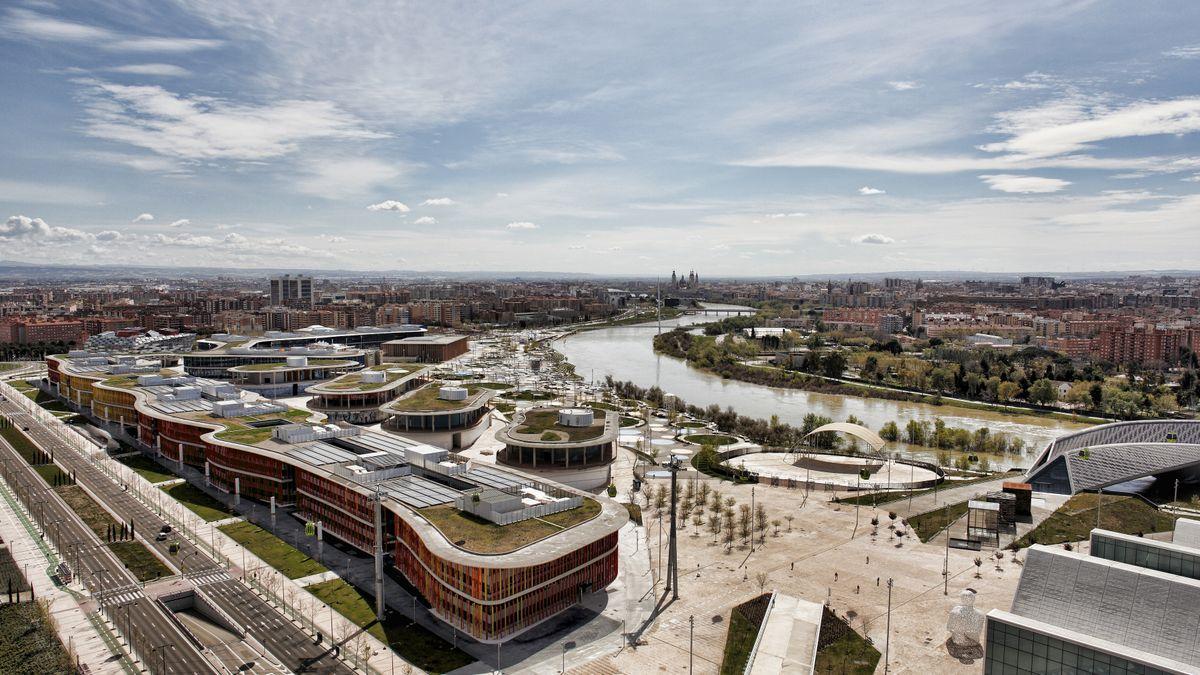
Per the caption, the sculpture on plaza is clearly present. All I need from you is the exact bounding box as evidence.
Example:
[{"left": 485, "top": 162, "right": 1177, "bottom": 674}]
[{"left": 947, "top": 588, "right": 984, "bottom": 646}]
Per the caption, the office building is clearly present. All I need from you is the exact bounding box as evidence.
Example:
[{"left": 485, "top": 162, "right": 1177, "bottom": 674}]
[{"left": 268, "top": 274, "right": 314, "bottom": 308}]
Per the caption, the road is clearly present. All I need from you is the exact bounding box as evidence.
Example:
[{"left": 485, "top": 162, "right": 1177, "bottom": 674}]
[
  {"left": 0, "top": 421, "right": 215, "bottom": 674},
  {"left": 0, "top": 394, "right": 356, "bottom": 674}
]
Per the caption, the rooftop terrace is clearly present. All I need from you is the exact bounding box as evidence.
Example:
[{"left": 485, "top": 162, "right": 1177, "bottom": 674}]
[
  {"left": 418, "top": 498, "right": 602, "bottom": 555},
  {"left": 386, "top": 382, "right": 492, "bottom": 413}
]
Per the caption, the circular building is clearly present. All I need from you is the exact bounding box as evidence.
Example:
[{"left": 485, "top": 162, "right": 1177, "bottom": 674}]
[
  {"left": 227, "top": 356, "right": 359, "bottom": 397},
  {"left": 306, "top": 363, "right": 428, "bottom": 424},
  {"left": 495, "top": 406, "right": 619, "bottom": 490},
  {"left": 381, "top": 382, "right": 495, "bottom": 450}
]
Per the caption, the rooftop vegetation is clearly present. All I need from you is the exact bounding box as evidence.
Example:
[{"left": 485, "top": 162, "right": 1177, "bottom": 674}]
[
  {"left": 513, "top": 408, "right": 607, "bottom": 442},
  {"left": 388, "top": 382, "right": 485, "bottom": 412},
  {"left": 418, "top": 498, "right": 601, "bottom": 554}
]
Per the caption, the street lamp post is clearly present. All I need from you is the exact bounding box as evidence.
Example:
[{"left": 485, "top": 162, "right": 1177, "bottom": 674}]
[
  {"left": 689, "top": 615, "right": 695, "bottom": 674},
  {"left": 884, "top": 578, "right": 894, "bottom": 674}
]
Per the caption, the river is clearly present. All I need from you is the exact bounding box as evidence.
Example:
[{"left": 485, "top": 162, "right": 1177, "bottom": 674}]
[{"left": 555, "top": 304, "right": 1090, "bottom": 468}]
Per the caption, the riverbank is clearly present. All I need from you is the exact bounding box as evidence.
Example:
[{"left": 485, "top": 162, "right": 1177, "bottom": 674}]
[{"left": 652, "top": 328, "right": 1108, "bottom": 425}]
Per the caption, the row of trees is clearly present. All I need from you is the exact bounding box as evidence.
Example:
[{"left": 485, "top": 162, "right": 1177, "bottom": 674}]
[
  {"left": 0, "top": 340, "right": 75, "bottom": 362},
  {"left": 646, "top": 479, "right": 791, "bottom": 551}
]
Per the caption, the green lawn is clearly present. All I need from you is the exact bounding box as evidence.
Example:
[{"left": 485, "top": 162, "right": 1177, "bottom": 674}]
[
  {"left": 388, "top": 383, "right": 486, "bottom": 412},
  {"left": 306, "top": 578, "right": 473, "bottom": 674},
  {"left": 719, "top": 593, "right": 771, "bottom": 675},
  {"left": 619, "top": 416, "right": 640, "bottom": 427},
  {"left": 419, "top": 499, "right": 601, "bottom": 554},
  {"left": 0, "top": 425, "right": 43, "bottom": 465},
  {"left": 33, "top": 464, "right": 71, "bottom": 487},
  {"left": 219, "top": 521, "right": 326, "bottom": 579},
  {"left": 1014, "top": 492, "right": 1177, "bottom": 548},
  {"left": 160, "top": 482, "right": 234, "bottom": 522},
  {"left": 910, "top": 501, "right": 969, "bottom": 542},
  {"left": 54, "top": 486, "right": 114, "bottom": 538},
  {"left": 514, "top": 408, "right": 607, "bottom": 441},
  {"left": 115, "top": 453, "right": 179, "bottom": 484},
  {"left": 53, "top": 486, "right": 170, "bottom": 582},
  {"left": 108, "top": 541, "right": 171, "bottom": 582},
  {"left": 0, "top": 601, "right": 76, "bottom": 674},
  {"left": 814, "top": 606, "right": 880, "bottom": 674},
  {"left": 677, "top": 421, "right": 708, "bottom": 428},
  {"left": 0, "top": 363, "right": 18, "bottom": 373},
  {"left": 682, "top": 433, "right": 737, "bottom": 445}
]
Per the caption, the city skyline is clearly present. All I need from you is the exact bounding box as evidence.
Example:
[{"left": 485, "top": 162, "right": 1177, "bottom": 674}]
[{"left": 4, "top": 2, "right": 1200, "bottom": 274}]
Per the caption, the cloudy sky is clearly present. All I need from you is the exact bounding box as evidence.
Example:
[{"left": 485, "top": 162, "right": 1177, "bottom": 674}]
[{"left": 3, "top": 1, "right": 1200, "bottom": 275}]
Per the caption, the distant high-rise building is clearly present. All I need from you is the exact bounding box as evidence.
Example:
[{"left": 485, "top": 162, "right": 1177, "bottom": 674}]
[{"left": 268, "top": 274, "right": 313, "bottom": 308}]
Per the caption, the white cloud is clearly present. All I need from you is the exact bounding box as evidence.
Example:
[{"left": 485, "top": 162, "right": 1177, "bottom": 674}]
[
  {"left": 887, "top": 81, "right": 919, "bottom": 91},
  {"left": 107, "top": 63, "right": 191, "bottom": 77},
  {"left": 856, "top": 233, "right": 895, "bottom": 244},
  {"left": 78, "top": 80, "right": 385, "bottom": 162},
  {"left": 506, "top": 221, "right": 538, "bottom": 230},
  {"left": 765, "top": 212, "right": 806, "bottom": 218},
  {"left": 858, "top": 186, "right": 886, "bottom": 195},
  {"left": 981, "top": 96, "right": 1200, "bottom": 158},
  {"left": 420, "top": 198, "right": 455, "bottom": 206},
  {"left": 1183, "top": 174, "right": 1200, "bottom": 182},
  {"left": 1164, "top": 45, "right": 1200, "bottom": 59},
  {"left": 3, "top": 9, "right": 223, "bottom": 53},
  {"left": 95, "top": 230, "right": 124, "bottom": 241},
  {"left": 567, "top": 244, "right": 584, "bottom": 250},
  {"left": 291, "top": 157, "right": 404, "bottom": 200},
  {"left": 168, "top": 219, "right": 191, "bottom": 228},
  {"left": 366, "top": 200, "right": 410, "bottom": 213},
  {"left": 131, "top": 213, "right": 154, "bottom": 223},
  {"left": 979, "top": 174, "right": 1071, "bottom": 194},
  {"left": 413, "top": 216, "right": 437, "bottom": 226},
  {"left": 495, "top": 192, "right": 510, "bottom": 198},
  {"left": 1, "top": 215, "right": 93, "bottom": 242},
  {"left": 319, "top": 234, "right": 347, "bottom": 242}
]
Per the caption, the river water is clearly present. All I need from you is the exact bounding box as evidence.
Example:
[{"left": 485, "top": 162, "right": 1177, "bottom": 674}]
[{"left": 555, "top": 304, "right": 1089, "bottom": 468}]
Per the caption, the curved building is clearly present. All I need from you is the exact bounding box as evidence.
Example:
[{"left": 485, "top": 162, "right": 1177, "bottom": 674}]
[
  {"left": 381, "top": 382, "right": 495, "bottom": 450},
  {"left": 306, "top": 363, "right": 428, "bottom": 424},
  {"left": 495, "top": 407, "right": 618, "bottom": 490},
  {"left": 1024, "top": 419, "right": 1200, "bottom": 494},
  {"left": 39, "top": 352, "right": 626, "bottom": 644},
  {"left": 228, "top": 356, "right": 361, "bottom": 397}
]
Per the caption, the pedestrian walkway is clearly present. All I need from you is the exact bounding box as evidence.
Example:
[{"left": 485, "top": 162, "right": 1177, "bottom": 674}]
[{"left": 0, "top": 464, "right": 134, "bottom": 674}]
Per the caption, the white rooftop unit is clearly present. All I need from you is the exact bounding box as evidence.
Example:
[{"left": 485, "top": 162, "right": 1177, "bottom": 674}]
[
  {"left": 558, "top": 408, "right": 594, "bottom": 427},
  {"left": 361, "top": 370, "right": 386, "bottom": 384},
  {"left": 211, "top": 400, "right": 245, "bottom": 417},
  {"left": 273, "top": 423, "right": 360, "bottom": 444},
  {"left": 286, "top": 355, "right": 308, "bottom": 368},
  {"left": 438, "top": 386, "right": 468, "bottom": 401},
  {"left": 405, "top": 444, "right": 449, "bottom": 469}
]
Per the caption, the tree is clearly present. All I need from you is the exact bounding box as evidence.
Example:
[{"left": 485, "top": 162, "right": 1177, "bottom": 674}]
[
  {"left": 974, "top": 557, "right": 983, "bottom": 578},
  {"left": 771, "top": 519, "right": 782, "bottom": 537},
  {"left": 997, "top": 380, "right": 1021, "bottom": 402},
  {"left": 784, "top": 514, "right": 794, "bottom": 532},
  {"left": 755, "top": 571, "right": 769, "bottom": 592},
  {"left": 738, "top": 505, "right": 753, "bottom": 545},
  {"left": 821, "top": 351, "right": 847, "bottom": 378},
  {"left": 879, "top": 421, "right": 900, "bottom": 442},
  {"left": 1028, "top": 378, "right": 1058, "bottom": 405}
]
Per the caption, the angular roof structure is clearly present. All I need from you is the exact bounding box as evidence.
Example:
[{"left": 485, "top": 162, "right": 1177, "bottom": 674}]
[
  {"left": 1002, "top": 545, "right": 1200, "bottom": 670},
  {"left": 1025, "top": 420, "right": 1200, "bottom": 494}
]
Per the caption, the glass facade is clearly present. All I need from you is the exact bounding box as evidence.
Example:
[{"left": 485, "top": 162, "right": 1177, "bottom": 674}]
[
  {"left": 985, "top": 617, "right": 1172, "bottom": 675},
  {"left": 1091, "top": 532, "right": 1200, "bottom": 580},
  {"left": 498, "top": 442, "right": 614, "bottom": 470}
]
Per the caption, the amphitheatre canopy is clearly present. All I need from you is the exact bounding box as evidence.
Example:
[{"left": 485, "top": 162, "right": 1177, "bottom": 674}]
[{"left": 802, "top": 422, "right": 886, "bottom": 452}]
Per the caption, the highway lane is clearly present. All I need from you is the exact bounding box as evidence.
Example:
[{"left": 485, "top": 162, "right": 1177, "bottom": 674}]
[
  {"left": 0, "top": 421, "right": 216, "bottom": 674},
  {"left": 0, "top": 397, "right": 356, "bottom": 674}
]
